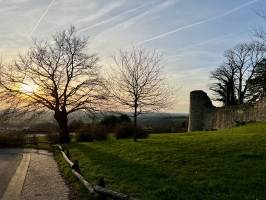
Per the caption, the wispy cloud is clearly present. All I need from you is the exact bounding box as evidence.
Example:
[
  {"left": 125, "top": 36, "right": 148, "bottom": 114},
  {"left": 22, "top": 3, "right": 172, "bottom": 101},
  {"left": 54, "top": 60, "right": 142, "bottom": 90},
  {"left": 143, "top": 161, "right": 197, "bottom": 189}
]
[
  {"left": 88, "top": 0, "right": 180, "bottom": 47},
  {"left": 138, "top": 0, "right": 259, "bottom": 45},
  {"left": 77, "top": 0, "right": 126, "bottom": 28},
  {"left": 111, "top": 0, "right": 179, "bottom": 30},
  {"left": 77, "top": 1, "right": 161, "bottom": 34},
  {"left": 177, "top": 32, "right": 240, "bottom": 52},
  {"left": 29, "top": 0, "right": 56, "bottom": 38}
]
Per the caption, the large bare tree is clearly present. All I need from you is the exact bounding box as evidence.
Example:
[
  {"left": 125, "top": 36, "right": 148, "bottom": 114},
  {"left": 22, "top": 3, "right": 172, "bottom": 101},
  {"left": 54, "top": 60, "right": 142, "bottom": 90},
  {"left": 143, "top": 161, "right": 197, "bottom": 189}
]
[
  {"left": 108, "top": 48, "right": 169, "bottom": 141},
  {"left": 0, "top": 26, "right": 107, "bottom": 143}
]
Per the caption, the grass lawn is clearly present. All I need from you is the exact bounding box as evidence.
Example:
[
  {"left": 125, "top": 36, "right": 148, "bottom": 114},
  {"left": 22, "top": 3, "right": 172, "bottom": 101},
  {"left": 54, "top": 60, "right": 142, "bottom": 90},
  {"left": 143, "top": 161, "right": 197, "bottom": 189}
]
[{"left": 60, "top": 123, "right": 266, "bottom": 200}]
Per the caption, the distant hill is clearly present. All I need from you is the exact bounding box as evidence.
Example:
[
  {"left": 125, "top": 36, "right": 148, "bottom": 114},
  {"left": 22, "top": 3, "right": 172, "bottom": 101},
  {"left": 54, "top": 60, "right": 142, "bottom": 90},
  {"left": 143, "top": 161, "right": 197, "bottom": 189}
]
[{"left": 0, "top": 111, "right": 189, "bottom": 133}]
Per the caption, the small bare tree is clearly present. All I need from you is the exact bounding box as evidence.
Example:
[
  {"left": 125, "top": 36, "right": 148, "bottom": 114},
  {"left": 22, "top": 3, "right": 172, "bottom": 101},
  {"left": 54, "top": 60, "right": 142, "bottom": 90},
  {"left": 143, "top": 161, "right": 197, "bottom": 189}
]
[
  {"left": 108, "top": 48, "right": 169, "bottom": 141},
  {"left": 0, "top": 26, "right": 107, "bottom": 143}
]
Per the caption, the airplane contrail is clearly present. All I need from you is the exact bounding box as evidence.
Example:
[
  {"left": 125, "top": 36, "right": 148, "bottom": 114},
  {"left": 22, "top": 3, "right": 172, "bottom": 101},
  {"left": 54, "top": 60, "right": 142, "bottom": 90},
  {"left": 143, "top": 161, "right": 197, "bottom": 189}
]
[
  {"left": 138, "top": 0, "right": 259, "bottom": 45},
  {"left": 77, "top": 1, "right": 160, "bottom": 34},
  {"left": 29, "top": 0, "right": 56, "bottom": 38},
  {"left": 164, "top": 32, "right": 242, "bottom": 63},
  {"left": 177, "top": 32, "right": 240, "bottom": 52}
]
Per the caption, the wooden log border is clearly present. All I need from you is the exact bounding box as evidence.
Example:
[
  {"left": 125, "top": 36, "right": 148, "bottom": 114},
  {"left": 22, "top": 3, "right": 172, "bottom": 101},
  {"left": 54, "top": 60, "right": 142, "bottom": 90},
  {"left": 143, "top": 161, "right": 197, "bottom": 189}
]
[{"left": 55, "top": 144, "right": 137, "bottom": 200}]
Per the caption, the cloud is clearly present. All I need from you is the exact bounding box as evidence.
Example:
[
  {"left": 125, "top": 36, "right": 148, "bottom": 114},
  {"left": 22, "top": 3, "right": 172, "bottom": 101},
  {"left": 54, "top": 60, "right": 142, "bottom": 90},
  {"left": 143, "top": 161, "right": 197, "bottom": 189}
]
[
  {"left": 164, "top": 31, "right": 241, "bottom": 63},
  {"left": 76, "top": 0, "right": 126, "bottom": 28},
  {"left": 87, "top": 0, "right": 180, "bottom": 49},
  {"left": 138, "top": 0, "right": 259, "bottom": 45},
  {"left": 111, "top": 0, "right": 179, "bottom": 29},
  {"left": 29, "top": 0, "right": 56, "bottom": 38},
  {"left": 77, "top": 0, "right": 165, "bottom": 34}
]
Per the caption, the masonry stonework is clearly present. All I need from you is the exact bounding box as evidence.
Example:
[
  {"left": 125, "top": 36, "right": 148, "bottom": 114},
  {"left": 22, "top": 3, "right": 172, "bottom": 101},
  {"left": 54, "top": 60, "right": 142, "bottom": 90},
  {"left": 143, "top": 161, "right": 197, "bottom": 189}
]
[{"left": 188, "top": 90, "right": 266, "bottom": 131}]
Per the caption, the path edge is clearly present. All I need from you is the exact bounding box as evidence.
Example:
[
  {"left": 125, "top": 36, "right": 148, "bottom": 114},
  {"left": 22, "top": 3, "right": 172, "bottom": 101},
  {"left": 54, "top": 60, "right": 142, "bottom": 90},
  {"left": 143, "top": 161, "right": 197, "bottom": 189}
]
[{"left": 2, "top": 153, "right": 31, "bottom": 200}]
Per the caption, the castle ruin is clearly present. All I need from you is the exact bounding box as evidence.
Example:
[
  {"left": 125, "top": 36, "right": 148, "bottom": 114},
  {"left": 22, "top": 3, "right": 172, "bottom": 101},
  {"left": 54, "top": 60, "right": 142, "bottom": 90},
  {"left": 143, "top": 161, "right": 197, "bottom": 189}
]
[{"left": 188, "top": 90, "right": 266, "bottom": 131}]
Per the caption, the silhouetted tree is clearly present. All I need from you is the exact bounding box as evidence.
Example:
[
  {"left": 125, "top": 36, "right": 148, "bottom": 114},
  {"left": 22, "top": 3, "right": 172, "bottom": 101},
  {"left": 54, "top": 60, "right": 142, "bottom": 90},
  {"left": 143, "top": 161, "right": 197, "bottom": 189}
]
[
  {"left": 0, "top": 26, "right": 107, "bottom": 143},
  {"left": 100, "top": 115, "right": 119, "bottom": 129},
  {"left": 108, "top": 48, "right": 169, "bottom": 141},
  {"left": 100, "top": 114, "right": 131, "bottom": 130},
  {"left": 210, "top": 64, "right": 237, "bottom": 106},
  {"left": 119, "top": 114, "right": 131, "bottom": 123},
  {"left": 210, "top": 42, "right": 265, "bottom": 105},
  {"left": 248, "top": 58, "right": 266, "bottom": 101}
]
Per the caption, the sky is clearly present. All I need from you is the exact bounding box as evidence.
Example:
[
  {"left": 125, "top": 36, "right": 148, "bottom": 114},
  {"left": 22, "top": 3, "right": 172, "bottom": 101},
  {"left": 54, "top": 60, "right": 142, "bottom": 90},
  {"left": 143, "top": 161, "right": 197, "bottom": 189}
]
[{"left": 0, "top": 0, "right": 265, "bottom": 113}]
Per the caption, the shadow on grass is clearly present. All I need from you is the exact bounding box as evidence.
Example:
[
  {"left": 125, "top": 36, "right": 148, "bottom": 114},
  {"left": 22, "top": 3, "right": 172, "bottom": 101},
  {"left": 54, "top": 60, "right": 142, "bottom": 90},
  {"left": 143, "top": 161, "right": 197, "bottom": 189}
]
[{"left": 72, "top": 143, "right": 222, "bottom": 200}]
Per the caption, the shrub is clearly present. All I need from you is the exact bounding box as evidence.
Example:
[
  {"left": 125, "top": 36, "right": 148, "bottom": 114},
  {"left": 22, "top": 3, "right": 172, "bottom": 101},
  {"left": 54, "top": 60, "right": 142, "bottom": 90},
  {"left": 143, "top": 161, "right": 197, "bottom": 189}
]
[
  {"left": 114, "top": 123, "right": 148, "bottom": 139},
  {"left": 76, "top": 124, "right": 108, "bottom": 142},
  {"left": 0, "top": 131, "right": 25, "bottom": 147},
  {"left": 76, "top": 127, "right": 94, "bottom": 142},
  {"left": 135, "top": 127, "right": 149, "bottom": 139},
  {"left": 114, "top": 123, "right": 133, "bottom": 139},
  {"left": 100, "top": 115, "right": 119, "bottom": 131},
  {"left": 69, "top": 120, "right": 84, "bottom": 132},
  {"left": 119, "top": 114, "right": 131, "bottom": 123},
  {"left": 92, "top": 126, "right": 109, "bottom": 141},
  {"left": 47, "top": 131, "right": 60, "bottom": 144},
  {"left": 100, "top": 114, "right": 132, "bottom": 132},
  {"left": 29, "top": 122, "right": 58, "bottom": 133}
]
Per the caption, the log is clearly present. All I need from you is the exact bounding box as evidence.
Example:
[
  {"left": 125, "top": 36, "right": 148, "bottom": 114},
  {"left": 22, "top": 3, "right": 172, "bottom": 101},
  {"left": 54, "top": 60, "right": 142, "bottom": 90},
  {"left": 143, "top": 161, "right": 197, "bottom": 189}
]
[
  {"left": 56, "top": 144, "right": 138, "bottom": 200},
  {"left": 72, "top": 170, "right": 94, "bottom": 193},
  {"left": 56, "top": 144, "right": 74, "bottom": 167},
  {"left": 94, "top": 185, "right": 129, "bottom": 200}
]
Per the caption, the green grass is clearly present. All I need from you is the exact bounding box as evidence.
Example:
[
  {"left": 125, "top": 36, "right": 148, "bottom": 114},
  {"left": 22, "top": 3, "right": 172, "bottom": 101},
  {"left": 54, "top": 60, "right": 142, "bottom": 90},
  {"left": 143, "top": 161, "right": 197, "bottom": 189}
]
[
  {"left": 60, "top": 123, "right": 266, "bottom": 200},
  {"left": 53, "top": 147, "right": 94, "bottom": 200}
]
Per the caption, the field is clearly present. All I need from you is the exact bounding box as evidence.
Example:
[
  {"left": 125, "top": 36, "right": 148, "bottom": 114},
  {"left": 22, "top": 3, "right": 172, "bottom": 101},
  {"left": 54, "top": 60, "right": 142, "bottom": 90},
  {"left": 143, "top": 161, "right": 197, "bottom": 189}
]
[{"left": 58, "top": 123, "right": 266, "bottom": 200}]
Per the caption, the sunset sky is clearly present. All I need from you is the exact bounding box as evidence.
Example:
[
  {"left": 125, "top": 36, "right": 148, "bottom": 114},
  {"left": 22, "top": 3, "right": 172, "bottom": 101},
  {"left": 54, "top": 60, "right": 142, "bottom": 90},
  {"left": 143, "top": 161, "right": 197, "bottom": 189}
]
[{"left": 0, "top": 0, "right": 265, "bottom": 113}]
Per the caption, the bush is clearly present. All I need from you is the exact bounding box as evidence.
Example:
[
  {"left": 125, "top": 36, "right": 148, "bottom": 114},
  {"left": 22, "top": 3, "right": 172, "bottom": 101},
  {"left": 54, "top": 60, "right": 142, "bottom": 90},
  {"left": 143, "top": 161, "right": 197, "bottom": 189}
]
[
  {"left": 76, "top": 127, "right": 94, "bottom": 142},
  {"left": 114, "top": 123, "right": 148, "bottom": 139},
  {"left": 119, "top": 114, "right": 131, "bottom": 123},
  {"left": 0, "top": 131, "right": 25, "bottom": 147},
  {"left": 92, "top": 126, "right": 109, "bottom": 141},
  {"left": 100, "top": 114, "right": 131, "bottom": 132},
  {"left": 100, "top": 115, "right": 119, "bottom": 131},
  {"left": 47, "top": 131, "right": 60, "bottom": 144},
  {"left": 69, "top": 120, "right": 84, "bottom": 132},
  {"left": 76, "top": 124, "right": 108, "bottom": 142}
]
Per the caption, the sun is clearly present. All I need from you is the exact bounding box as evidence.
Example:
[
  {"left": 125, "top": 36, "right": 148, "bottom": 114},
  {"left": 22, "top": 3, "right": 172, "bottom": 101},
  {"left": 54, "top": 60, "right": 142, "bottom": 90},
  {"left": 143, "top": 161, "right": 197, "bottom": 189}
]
[{"left": 20, "top": 82, "right": 37, "bottom": 94}]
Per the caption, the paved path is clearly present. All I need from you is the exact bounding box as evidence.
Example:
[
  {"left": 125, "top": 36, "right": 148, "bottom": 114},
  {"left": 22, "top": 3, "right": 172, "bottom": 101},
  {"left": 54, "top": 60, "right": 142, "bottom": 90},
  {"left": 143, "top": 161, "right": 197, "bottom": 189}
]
[
  {"left": 0, "top": 149, "right": 70, "bottom": 200},
  {"left": 0, "top": 150, "right": 22, "bottom": 199},
  {"left": 21, "top": 149, "right": 70, "bottom": 200}
]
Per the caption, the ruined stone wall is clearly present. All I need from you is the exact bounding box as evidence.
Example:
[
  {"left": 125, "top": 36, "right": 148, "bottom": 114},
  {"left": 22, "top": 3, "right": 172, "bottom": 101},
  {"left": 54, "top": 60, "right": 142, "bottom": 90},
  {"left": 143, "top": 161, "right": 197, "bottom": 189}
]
[{"left": 188, "top": 90, "right": 266, "bottom": 131}]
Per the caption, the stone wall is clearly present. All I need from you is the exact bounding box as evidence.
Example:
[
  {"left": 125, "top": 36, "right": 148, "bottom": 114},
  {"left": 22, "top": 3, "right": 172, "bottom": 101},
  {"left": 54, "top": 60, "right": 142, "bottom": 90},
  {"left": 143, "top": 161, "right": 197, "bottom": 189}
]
[{"left": 188, "top": 90, "right": 266, "bottom": 131}]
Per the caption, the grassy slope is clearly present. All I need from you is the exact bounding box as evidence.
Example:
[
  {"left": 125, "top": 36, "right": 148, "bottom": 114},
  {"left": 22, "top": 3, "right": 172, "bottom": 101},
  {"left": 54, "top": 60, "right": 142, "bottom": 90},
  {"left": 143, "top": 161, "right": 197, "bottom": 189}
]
[{"left": 64, "top": 123, "right": 266, "bottom": 200}]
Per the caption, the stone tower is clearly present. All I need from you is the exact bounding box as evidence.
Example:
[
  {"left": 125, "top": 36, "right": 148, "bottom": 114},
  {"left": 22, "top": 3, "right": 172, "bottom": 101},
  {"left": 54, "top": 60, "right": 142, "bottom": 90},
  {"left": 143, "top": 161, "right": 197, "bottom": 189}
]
[{"left": 188, "top": 90, "right": 213, "bottom": 131}]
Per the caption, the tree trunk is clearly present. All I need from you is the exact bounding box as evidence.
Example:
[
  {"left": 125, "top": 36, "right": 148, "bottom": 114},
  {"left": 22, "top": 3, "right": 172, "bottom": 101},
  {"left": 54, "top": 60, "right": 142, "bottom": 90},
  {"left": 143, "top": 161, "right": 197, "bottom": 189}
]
[
  {"left": 238, "top": 74, "right": 243, "bottom": 104},
  {"left": 133, "top": 103, "right": 137, "bottom": 142},
  {"left": 54, "top": 109, "right": 70, "bottom": 143}
]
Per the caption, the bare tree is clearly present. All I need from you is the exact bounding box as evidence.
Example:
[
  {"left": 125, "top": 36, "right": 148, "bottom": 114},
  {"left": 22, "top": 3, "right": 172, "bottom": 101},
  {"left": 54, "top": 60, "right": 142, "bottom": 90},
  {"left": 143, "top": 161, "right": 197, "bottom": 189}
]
[
  {"left": 0, "top": 26, "right": 107, "bottom": 143},
  {"left": 108, "top": 48, "right": 169, "bottom": 141},
  {"left": 210, "top": 41, "right": 265, "bottom": 105}
]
